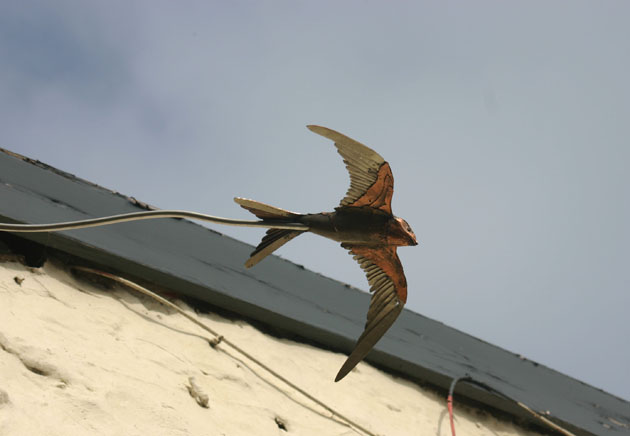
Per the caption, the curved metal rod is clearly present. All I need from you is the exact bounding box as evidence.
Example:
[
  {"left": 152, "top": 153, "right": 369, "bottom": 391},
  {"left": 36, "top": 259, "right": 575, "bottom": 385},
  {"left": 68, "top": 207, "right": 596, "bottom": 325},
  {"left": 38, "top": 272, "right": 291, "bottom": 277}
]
[{"left": 0, "top": 210, "right": 309, "bottom": 233}]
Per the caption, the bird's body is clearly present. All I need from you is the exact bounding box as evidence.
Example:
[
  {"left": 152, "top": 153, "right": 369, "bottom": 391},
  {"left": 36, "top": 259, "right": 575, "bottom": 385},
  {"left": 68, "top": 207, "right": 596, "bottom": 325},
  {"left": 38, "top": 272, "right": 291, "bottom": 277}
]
[
  {"left": 302, "top": 208, "right": 392, "bottom": 245},
  {"left": 237, "top": 125, "right": 417, "bottom": 381}
]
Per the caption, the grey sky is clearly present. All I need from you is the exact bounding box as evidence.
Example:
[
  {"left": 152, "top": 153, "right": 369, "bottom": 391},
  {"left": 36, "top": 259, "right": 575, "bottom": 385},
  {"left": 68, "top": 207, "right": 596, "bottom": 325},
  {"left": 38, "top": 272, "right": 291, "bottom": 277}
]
[{"left": 1, "top": 1, "right": 628, "bottom": 400}]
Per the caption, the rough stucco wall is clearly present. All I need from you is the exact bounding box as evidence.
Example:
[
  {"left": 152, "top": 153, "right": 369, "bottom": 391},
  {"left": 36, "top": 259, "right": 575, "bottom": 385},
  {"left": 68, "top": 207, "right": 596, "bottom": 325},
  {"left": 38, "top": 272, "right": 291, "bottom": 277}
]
[{"left": 0, "top": 259, "right": 543, "bottom": 436}]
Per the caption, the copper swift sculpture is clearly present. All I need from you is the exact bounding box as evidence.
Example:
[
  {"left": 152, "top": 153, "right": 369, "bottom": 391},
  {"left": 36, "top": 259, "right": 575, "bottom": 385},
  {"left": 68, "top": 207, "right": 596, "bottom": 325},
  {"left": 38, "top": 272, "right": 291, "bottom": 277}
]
[
  {"left": 0, "top": 125, "right": 417, "bottom": 381},
  {"left": 235, "top": 125, "right": 418, "bottom": 381}
]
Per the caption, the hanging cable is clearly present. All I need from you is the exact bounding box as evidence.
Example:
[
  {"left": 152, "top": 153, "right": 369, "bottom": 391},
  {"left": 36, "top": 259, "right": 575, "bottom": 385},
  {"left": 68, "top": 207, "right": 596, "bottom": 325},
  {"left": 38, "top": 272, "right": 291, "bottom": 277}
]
[
  {"left": 0, "top": 210, "right": 308, "bottom": 232},
  {"left": 447, "top": 375, "right": 471, "bottom": 436},
  {"left": 447, "top": 374, "right": 576, "bottom": 436},
  {"left": 70, "top": 266, "right": 377, "bottom": 436}
]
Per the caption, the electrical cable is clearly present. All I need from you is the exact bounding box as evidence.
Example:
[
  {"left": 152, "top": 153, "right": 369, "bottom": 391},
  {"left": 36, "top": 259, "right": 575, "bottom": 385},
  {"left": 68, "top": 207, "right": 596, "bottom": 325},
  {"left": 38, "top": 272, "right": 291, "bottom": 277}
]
[
  {"left": 0, "top": 210, "right": 308, "bottom": 232},
  {"left": 447, "top": 374, "right": 576, "bottom": 436},
  {"left": 71, "top": 266, "right": 377, "bottom": 436}
]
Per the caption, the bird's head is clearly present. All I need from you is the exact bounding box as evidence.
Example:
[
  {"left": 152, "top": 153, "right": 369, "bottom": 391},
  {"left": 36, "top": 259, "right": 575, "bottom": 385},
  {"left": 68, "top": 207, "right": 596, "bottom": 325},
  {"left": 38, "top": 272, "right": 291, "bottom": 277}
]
[{"left": 387, "top": 216, "right": 418, "bottom": 246}]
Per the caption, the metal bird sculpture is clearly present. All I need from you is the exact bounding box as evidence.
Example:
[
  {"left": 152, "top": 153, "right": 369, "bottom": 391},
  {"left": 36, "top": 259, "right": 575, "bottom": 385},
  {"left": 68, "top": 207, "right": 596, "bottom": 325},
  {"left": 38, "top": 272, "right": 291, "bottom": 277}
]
[
  {"left": 0, "top": 125, "right": 417, "bottom": 382},
  {"left": 235, "top": 125, "right": 417, "bottom": 381}
]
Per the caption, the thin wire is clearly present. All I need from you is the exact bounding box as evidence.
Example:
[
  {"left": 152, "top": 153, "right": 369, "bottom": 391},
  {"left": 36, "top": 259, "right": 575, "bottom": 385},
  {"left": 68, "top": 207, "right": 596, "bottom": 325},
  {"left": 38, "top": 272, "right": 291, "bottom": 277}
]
[
  {"left": 71, "top": 266, "right": 377, "bottom": 436},
  {"left": 447, "top": 375, "right": 471, "bottom": 436},
  {"left": 447, "top": 374, "right": 577, "bottom": 436},
  {"left": 516, "top": 402, "right": 578, "bottom": 436},
  {"left": 0, "top": 210, "right": 308, "bottom": 232}
]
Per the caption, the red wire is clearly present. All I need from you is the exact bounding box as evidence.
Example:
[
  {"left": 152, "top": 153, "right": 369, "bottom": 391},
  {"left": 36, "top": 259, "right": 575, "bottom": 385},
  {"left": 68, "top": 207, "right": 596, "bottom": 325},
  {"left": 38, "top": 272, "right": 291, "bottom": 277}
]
[
  {"left": 447, "top": 376, "right": 469, "bottom": 436},
  {"left": 447, "top": 375, "right": 575, "bottom": 436},
  {"left": 448, "top": 394, "right": 456, "bottom": 436}
]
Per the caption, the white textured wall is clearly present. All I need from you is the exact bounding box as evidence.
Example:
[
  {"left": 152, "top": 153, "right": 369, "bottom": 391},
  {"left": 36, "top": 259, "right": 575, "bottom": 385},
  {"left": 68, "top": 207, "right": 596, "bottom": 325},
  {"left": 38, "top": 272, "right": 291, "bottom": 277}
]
[{"left": 0, "top": 259, "right": 542, "bottom": 436}]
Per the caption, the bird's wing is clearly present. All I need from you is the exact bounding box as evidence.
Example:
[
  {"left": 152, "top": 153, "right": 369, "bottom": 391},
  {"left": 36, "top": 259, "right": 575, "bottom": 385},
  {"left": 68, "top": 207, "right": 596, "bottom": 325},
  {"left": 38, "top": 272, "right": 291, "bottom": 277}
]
[
  {"left": 335, "top": 244, "right": 407, "bottom": 381},
  {"left": 307, "top": 125, "right": 394, "bottom": 214}
]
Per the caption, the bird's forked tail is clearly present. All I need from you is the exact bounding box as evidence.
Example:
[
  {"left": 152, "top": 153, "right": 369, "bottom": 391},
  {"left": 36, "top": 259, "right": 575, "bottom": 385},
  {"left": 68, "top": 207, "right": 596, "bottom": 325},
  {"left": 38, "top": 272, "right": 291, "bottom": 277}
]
[{"left": 234, "top": 197, "right": 305, "bottom": 268}]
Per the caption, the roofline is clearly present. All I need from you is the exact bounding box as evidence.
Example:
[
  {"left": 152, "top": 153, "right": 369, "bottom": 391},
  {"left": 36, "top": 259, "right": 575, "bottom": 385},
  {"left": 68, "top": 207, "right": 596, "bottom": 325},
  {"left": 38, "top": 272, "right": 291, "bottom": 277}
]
[{"left": 1, "top": 148, "right": 628, "bottom": 435}]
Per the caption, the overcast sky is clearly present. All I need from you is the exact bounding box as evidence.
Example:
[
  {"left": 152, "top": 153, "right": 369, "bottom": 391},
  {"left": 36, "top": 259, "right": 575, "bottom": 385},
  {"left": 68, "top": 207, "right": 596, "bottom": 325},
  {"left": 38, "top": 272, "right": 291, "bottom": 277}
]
[{"left": 1, "top": 1, "right": 628, "bottom": 400}]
